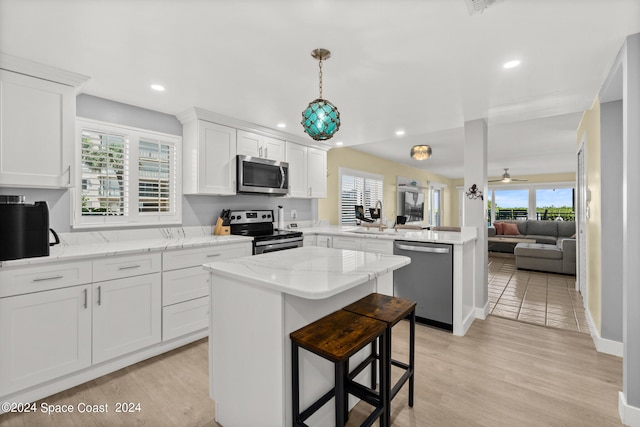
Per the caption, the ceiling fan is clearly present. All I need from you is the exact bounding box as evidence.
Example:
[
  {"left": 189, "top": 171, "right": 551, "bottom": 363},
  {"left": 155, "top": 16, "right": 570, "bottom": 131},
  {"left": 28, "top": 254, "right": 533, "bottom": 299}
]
[{"left": 489, "top": 168, "right": 528, "bottom": 183}]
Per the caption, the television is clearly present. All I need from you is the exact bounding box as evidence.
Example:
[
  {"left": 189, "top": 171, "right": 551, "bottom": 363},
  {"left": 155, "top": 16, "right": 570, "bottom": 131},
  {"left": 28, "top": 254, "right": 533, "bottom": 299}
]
[{"left": 402, "top": 191, "right": 424, "bottom": 222}]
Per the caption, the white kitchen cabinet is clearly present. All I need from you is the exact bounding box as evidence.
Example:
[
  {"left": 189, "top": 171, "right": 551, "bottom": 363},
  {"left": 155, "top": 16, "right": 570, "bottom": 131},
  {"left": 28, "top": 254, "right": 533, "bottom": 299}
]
[
  {"left": 0, "top": 285, "right": 92, "bottom": 395},
  {"left": 307, "top": 147, "right": 327, "bottom": 198},
  {"left": 331, "top": 236, "right": 362, "bottom": 250},
  {"left": 181, "top": 118, "right": 237, "bottom": 195},
  {"left": 92, "top": 273, "right": 162, "bottom": 364},
  {"left": 315, "top": 235, "right": 333, "bottom": 248},
  {"left": 361, "top": 239, "right": 394, "bottom": 255},
  {"left": 161, "top": 242, "right": 251, "bottom": 341},
  {"left": 285, "top": 142, "right": 327, "bottom": 198},
  {"left": 0, "top": 70, "right": 76, "bottom": 188},
  {"left": 237, "top": 130, "right": 285, "bottom": 162},
  {"left": 303, "top": 235, "right": 317, "bottom": 247}
]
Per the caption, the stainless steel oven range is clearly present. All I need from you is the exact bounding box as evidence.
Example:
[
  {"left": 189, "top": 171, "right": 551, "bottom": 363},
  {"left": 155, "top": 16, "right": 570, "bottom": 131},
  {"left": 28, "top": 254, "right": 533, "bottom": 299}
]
[{"left": 228, "top": 209, "right": 303, "bottom": 255}]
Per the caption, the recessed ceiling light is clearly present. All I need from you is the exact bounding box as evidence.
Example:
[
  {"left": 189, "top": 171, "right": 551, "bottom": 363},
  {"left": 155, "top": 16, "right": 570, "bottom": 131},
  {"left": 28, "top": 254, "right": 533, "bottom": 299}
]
[
  {"left": 503, "top": 60, "right": 520, "bottom": 69},
  {"left": 335, "top": 141, "right": 344, "bottom": 146},
  {"left": 277, "top": 123, "right": 286, "bottom": 128},
  {"left": 395, "top": 130, "right": 405, "bottom": 136},
  {"left": 150, "top": 84, "right": 165, "bottom": 91}
]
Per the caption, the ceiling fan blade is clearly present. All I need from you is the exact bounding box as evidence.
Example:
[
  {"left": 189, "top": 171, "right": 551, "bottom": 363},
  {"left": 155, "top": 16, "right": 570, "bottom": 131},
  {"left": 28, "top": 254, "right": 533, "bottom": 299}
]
[{"left": 511, "top": 178, "right": 528, "bottom": 181}]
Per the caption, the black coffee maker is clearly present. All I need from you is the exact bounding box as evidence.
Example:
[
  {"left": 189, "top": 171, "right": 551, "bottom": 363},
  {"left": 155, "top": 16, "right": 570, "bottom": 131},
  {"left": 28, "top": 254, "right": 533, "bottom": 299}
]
[{"left": 0, "top": 195, "right": 59, "bottom": 261}]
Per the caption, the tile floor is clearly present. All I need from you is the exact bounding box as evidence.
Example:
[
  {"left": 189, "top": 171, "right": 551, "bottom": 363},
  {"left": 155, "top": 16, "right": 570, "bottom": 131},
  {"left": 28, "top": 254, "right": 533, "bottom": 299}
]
[{"left": 488, "top": 255, "right": 590, "bottom": 334}]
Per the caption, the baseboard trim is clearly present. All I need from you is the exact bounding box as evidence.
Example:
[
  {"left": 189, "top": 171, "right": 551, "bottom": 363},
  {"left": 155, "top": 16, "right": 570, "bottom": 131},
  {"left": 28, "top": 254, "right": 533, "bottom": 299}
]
[
  {"left": 585, "top": 308, "right": 624, "bottom": 357},
  {"left": 475, "top": 300, "right": 489, "bottom": 320},
  {"left": 619, "top": 391, "right": 640, "bottom": 427}
]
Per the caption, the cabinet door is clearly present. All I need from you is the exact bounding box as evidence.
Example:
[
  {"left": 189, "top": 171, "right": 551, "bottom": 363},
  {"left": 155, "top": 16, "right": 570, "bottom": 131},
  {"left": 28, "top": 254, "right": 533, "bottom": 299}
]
[
  {"left": 0, "top": 70, "right": 75, "bottom": 188},
  {"left": 286, "top": 142, "right": 308, "bottom": 198},
  {"left": 303, "top": 235, "right": 317, "bottom": 247},
  {"left": 236, "top": 130, "right": 261, "bottom": 158},
  {"left": 262, "top": 136, "right": 285, "bottom": 162},
  {"left": 316, "top": 235, "right": 333, "bottom": 248},
  {"left": 197, "top": 121, "right": 237, "bottom": 195},
  {"left": 307, "top": 147, "right": 327, "bottom": 198},
  {"left": 92, "top": 273, "right": 161, "bottom": 364},
  {"left": 0, "top": 286, "right": 91, "bottom": 395},
  {"left": 361, "top": 238, "right": 394, "bottom": 255}
]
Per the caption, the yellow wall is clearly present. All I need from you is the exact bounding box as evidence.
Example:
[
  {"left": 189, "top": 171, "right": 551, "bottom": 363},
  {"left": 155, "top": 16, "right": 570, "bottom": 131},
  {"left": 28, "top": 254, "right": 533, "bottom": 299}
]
[
  {"left": 318, "top": 147, "right": 456, "bottom": 225},
  {"left": 577, "top": 97, "right": 602, "bottom": 334}
]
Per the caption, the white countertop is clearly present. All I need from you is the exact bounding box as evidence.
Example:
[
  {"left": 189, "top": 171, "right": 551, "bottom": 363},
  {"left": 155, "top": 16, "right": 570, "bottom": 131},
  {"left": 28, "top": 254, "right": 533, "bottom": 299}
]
[
  {"left": 297, "top": 225, "right": 477, "bottom": 245},
  {"left": 203, "top": 246, "right": 411, "bottom": 300},
  {"left": 0, "top": 226, "right": 252, "bottom": 268}
]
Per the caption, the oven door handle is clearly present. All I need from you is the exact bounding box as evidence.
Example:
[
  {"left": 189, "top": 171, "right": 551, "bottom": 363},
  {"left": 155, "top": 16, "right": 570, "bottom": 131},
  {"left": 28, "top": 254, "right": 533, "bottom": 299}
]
[
  {"left": 255, "top": 237, "right": 303, "bottom": 247},
  {"left": 258, "top": 243, "right": 301, "bottom": 253}
]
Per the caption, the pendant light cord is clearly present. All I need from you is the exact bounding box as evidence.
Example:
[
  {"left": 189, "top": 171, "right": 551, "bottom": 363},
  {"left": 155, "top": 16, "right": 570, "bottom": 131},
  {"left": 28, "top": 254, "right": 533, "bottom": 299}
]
[{"left": 318, "top": 59, "right": 323, "bottom": 99}]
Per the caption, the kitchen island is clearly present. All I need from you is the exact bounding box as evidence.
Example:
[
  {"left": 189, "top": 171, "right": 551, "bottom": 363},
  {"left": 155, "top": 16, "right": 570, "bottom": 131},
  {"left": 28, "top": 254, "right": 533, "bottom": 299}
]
[{"left": 204, "top": 246, "right": 410, "bottom": 427}]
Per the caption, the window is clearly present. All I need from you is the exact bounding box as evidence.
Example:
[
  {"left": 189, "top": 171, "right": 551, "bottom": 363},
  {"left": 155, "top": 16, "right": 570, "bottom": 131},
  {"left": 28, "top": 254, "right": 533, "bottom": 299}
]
[
  {"left": 493, "top": 188, "right": 529, "bottom": 220},
  {"left": 339, "top": 168, "right": 383, "bottom": 225},
  {"left": 535, "top": 188, "right": 575, "bottom": 221},
  {"left": 427, "top": 183, "right": 445, "bottom": 226},
  {"left": 75, "top": 119, "right": 181, "bottom": 228}
]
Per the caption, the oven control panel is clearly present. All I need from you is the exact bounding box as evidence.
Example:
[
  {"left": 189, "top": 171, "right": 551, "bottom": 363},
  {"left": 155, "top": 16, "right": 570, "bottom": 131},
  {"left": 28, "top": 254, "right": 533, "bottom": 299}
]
[{"left": 228, "top": 210, "right": 273, "bottom": 225}]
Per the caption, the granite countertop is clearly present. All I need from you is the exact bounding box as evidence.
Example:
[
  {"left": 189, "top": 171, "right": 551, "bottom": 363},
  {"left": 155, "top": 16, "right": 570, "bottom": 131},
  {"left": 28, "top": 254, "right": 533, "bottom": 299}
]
[
  {"left": 0, "top": 226, "right": 252, "bottom": 268},
  {"left": 203, "top": 246, "right": 411, "bottom": 300},
  {"left": 297, "top": 225, "right": 477, "bottom": 245}
]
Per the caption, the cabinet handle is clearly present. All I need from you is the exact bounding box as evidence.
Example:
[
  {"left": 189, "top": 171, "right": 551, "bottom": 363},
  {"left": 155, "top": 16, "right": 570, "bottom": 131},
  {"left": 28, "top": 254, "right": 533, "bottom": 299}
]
[
  {"left": 97, "top": 286, "right": 102, "bottom": 306},
  {"left": 32, "top": 275, "right": 63, "bottom": 282},
  {"left": 206, "top": 253, "right": 221, "bottom": 258},
  {"left": 308, "top": 187, "right": 312, "bottom": 197},
  {"left": 83, "top": 288, "right": 88, "bottom": 309},
  {"left": 118, "top": 264, "right": 141, "bottom": 270},
  {"left": 259, "top": 146, "right": 263, "bottom": 158},
  {"left": 327, "top": 240, "right": 330, "bottom": 248}
]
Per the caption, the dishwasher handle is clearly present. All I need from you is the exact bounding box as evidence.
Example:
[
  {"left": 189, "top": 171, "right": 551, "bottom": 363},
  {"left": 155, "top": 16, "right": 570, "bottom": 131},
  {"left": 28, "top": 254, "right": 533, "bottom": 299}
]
[{"left": 395, "top": 243, "right": 450, "bottom": 254}]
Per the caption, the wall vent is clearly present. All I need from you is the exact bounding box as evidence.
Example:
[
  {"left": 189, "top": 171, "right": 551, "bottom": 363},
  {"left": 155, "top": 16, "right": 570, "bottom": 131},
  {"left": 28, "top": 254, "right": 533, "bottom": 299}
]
[{"left": 464, "top": 0, "right": 505, "bottom": 15}]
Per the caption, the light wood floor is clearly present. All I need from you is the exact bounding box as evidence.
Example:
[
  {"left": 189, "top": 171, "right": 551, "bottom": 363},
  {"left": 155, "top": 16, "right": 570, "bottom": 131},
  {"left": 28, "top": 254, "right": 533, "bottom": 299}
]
[
  {"left": 488, "top": 255, "right": 589, "bottom": 333},
  {"left": 0, "top": 316, "right": 622, "bottom": 427}
]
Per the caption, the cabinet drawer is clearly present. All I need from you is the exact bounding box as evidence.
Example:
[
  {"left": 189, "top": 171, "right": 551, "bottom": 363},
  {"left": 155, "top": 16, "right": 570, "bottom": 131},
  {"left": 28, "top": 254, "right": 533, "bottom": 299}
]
[
  {"left": 361, "top": 239, "right": 394, "bottom": 255},
  {"left": 162, "top": 242, "right": 251, "bottom": 271},
  {"left": 93, "top": 253, "right": 161, "bottom": 282},
  {"left": 332, "top": 237, "right": 361, "bottom": 250},
  {"left": 0, "top": 261, "right": 92, "bottom": 298},
  {"left": 163, "top": 266, "right": 209, "bottom": 306},
  {"left": 162, "top": 297, "right": 209, "bottom": 341}
]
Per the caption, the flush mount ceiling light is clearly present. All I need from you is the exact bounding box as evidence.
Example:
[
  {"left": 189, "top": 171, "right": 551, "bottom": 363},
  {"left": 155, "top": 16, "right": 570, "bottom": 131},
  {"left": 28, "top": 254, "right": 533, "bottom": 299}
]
[
  {"left": 150, "top": 84, "right": 165, "bottom": 91},
  {"left": 503, "top": 60, "right": 520, "bottom": 69},
  {"left": 410, "top": 145, "right": 432, "bottom": 160},
  {"left": 301, "top": 48, "right": 341, "bottom": 141}
]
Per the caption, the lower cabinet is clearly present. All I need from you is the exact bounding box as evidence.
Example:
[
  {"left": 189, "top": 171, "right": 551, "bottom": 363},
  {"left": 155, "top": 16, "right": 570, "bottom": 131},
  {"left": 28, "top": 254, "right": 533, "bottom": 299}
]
[
  {"left": 313, "top": 234, "right": 394, "bottom": 255},
  {"left": 0, "top": 285, "right": 92, "bottom": 396},
  {"left": 92, "top": 273, "right": 162, "bottom": 364}
]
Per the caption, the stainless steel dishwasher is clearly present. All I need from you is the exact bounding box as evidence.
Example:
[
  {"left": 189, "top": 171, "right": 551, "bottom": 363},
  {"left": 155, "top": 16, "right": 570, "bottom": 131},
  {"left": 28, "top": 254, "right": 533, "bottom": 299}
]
[{"left": 393, "top": 240, "right": 453, "bottom": 331}]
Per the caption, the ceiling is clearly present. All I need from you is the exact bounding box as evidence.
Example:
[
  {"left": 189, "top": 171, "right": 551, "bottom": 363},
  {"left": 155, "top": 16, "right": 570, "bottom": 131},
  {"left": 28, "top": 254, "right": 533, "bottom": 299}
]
[{"left": 1, "top": 0, "right": 638, "bottom": 179}]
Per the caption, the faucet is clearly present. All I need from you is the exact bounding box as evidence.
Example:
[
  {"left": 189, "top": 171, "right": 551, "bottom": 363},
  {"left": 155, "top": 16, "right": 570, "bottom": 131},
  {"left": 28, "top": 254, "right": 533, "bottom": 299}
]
[{"left": 375, "top": 200, "right": 383, "bottom": 230}]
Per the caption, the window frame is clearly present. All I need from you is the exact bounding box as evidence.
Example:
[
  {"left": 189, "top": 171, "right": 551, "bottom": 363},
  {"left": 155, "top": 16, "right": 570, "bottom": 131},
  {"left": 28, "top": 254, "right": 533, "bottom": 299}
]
[
  {"left": 73, "top": 118, "right": 182, "bottom": 229},
  {"left": 486, "top": 182, "right": 575, "bottom": 224},
  {"left": 338, "top": 167, "right": 384, "bottom": 226}
]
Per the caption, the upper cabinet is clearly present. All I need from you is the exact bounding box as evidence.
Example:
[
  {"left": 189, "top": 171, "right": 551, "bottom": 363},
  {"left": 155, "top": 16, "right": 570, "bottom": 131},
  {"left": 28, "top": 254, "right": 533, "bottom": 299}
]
[
  {"left": 181, "top": 117, "right": 237, "bottom": 195},
  {"left": 286, "top": 142, "right": 327, "bottom": 198},
  {"left": 237, "top": 130, "right": 285, "bottom": 162},
  {"left": 0, "top": 56, "right": 89, "bottom": 188}
]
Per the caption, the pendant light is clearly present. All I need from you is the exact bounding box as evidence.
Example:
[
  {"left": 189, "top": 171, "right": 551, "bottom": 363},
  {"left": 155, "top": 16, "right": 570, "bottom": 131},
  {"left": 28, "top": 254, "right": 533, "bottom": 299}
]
[
  {"left": 410, "top": 145, "right": 432, "bottom": 160},
  {"left": 301, "top": 48, "right": 341, "bottom": 141}
]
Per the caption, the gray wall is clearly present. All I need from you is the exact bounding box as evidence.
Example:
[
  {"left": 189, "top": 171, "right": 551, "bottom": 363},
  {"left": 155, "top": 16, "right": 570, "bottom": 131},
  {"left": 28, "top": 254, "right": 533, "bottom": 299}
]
[
  {"left": 2, "top": 95, "right": 316, "bottom": 232},
  {"left": 599, "top": 100, "right": 623, "bottom": 343}
]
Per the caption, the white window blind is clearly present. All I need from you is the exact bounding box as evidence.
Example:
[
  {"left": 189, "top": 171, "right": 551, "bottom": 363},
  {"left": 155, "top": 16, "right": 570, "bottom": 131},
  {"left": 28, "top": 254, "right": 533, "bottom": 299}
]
[
  {"left": 75, "top": 119, "right": 181, "bottom": 228},
  {"left": 339, "top": 168, "right": 384, "bottom": 225}
]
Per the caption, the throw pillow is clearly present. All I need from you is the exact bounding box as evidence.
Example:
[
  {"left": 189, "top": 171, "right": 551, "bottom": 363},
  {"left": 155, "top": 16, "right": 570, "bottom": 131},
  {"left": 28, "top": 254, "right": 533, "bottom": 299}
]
[
  {"left": 502, "top": 222, "right": 520, "bottom": 235},
  {"left": 571, "top": 233, "right": 576, "bottom": 238},
  {"left": 493, "top": 222, "right": 504, "bottom": 235}
]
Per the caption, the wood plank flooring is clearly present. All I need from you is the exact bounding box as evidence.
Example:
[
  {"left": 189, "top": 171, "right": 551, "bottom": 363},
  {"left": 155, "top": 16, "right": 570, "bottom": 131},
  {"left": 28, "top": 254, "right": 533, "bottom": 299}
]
[{"left": 0, "top": 316, "right": 622, "bottom": 427}]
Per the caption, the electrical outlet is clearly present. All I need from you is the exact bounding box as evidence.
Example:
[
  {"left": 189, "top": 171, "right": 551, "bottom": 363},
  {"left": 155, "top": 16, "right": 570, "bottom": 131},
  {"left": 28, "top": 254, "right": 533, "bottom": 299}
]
[{"left": 290, "top": 209, "right": 297, "bottom": 219}]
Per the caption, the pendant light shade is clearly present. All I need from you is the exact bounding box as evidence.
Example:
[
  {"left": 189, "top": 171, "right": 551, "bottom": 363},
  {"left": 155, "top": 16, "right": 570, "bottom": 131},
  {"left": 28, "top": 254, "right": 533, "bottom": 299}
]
[
  {"left": 301, "top": 49, "right": 341, "bottom": 141},
  {"left": 410, "top": 145, "right": 432, "bottom": 160}
]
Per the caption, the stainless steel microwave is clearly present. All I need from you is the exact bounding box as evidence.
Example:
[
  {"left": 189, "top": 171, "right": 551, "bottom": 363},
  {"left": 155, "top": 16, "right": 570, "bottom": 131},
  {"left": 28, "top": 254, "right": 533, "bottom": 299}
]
[{"left": 236, "top": 155, "right": 289, "bottom": 196}]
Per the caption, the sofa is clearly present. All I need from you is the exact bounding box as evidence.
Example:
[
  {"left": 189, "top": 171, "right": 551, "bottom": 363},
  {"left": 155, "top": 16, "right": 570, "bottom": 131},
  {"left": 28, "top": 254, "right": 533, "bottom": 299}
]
[{"left": 488, "top": 220, "right": 576, "bottom": 275}]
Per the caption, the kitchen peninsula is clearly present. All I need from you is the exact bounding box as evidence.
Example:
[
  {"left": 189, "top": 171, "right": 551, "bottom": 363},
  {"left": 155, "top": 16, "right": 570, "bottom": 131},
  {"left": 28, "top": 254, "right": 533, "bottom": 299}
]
[{"left": 203, "top": 246, "right": 410, "bottom": 427}]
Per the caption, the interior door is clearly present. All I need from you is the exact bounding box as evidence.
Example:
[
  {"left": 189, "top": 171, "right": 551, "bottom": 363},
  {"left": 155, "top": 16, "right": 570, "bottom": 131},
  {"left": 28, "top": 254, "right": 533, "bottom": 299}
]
[{"left": 577, "top": 141, "right": 587, "bottom": 295}]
